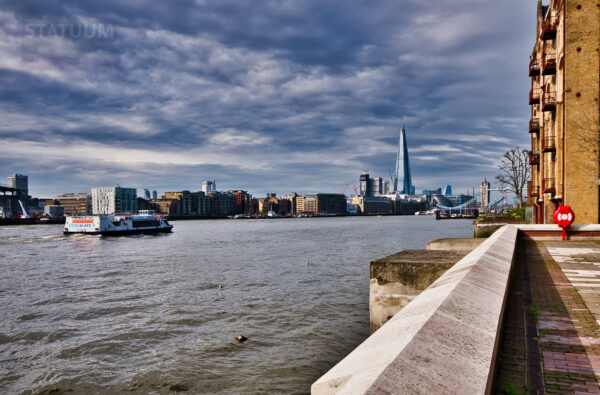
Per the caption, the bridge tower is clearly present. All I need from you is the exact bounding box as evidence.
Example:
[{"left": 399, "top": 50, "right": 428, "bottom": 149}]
[{"left": 480, "top": 178, "right": 490, "bottom": 210}]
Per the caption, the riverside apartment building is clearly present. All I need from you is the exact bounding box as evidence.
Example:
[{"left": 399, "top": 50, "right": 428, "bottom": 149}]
[{"left": 528, "top": 0, "right": 600, "bottom": 224}]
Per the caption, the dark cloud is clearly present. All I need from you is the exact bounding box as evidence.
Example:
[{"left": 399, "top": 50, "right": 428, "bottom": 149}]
[{"left": 0, "top": 0, "right": 535, "bottom": 197}]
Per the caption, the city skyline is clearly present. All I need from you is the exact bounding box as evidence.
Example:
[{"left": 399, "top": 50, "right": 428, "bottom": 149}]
[
  {"left": 0, "top": 1, "right": 534, "bottom": 197},
  {"left": 0, "top": 171, "right": 507, "bottom": 202}
]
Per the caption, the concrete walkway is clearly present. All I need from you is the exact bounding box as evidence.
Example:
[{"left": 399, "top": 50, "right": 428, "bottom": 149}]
[{"left": 495, "top": 240, "right": 600, "bottom": 394}]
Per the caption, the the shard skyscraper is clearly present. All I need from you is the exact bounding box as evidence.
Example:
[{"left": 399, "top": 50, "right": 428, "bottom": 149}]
[{"left": 393, "top": 126, "right": 413, "bottom": 195}]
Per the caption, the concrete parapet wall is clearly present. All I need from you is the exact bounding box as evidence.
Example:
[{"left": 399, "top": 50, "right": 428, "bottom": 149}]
[{"left": 312, "top": 225, "right": 519, "bottom": 395}]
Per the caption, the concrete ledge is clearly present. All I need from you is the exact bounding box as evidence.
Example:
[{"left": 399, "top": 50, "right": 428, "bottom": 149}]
[
  {"left": 369, "top": 250, "right": 468, "bottom": 333},
  {"left": 312, "top": 225, "right": 519, "bottom": 395},
  {"left": 426, "top": 238, "right": 484, "bottom": 251}
]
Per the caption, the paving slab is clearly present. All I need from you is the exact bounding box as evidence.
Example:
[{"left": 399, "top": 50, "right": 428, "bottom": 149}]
[{"left": 546, "top": 241, "right": 600, "bottom": 325}]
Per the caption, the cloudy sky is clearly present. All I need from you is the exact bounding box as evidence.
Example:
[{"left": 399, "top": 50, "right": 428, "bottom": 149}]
[{"left": 0, "top": 0, "right": 536, "bottom": 198}]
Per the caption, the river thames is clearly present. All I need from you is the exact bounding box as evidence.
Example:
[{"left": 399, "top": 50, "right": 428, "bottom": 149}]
[{"left": 1, "top": 216, "right": 472, "bottom": 394}]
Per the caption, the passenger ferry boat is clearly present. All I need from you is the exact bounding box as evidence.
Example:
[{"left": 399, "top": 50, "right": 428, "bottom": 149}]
[{"left": 64, "top": 210, "right": 173, "bottom": 236}]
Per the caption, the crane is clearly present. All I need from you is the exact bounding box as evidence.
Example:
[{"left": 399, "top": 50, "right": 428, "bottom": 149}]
[
  {"left": 342, "top": 183, "right": 349, "bottom": 196},
  {"left": 489, "top": 196, "right": 506, "bottom": 210}
]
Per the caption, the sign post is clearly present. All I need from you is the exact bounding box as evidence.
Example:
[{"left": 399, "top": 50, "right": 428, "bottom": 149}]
[{"left": 553, "top": 206, "right": 575, "bottom": 241}]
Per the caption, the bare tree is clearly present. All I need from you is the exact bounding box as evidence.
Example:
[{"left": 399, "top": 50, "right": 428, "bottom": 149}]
[{"left": 496, "top": 147, "right": 530, "bottom": 208}]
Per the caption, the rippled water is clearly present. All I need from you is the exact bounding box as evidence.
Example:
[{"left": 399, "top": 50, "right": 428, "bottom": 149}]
[{"left": 0, "top": 216, "right": 472, "bottom": 394}]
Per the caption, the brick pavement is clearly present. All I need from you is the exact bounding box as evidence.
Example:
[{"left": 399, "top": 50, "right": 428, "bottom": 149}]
[
  {"left": 494, "top": 240, "right": 600, "bottom": 394},
  {"left": 494, "top": 244, "right": 528, "bottom": 394}
]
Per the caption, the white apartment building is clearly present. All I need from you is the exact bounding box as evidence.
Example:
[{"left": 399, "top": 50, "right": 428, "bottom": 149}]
[{"left": 91, "top": 187, "right": 137, "bottom": 214}]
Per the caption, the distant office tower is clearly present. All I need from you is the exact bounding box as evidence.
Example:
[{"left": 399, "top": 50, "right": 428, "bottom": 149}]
[
  {"left": 480, "top": 178, "right": 490, "bottom": 209},
  {"left": 443, "top": 185, "right": 452, "bottom": 196},
  {"left": 152, "top": 190, "right": 158, "bottom": 200},
  {"left": 359, "top": 172, "right": 383, "bottom": 197},
  {"left": 359, "top": 173, "right": 369, "bottom": 196},
  {"left": 8, "top": 174, "right": 28, "bottom": 197},
  {"left": 91, "top": 186, "right": 137, "bottom": 214},
  {"left": 374, "top": 178, "right": 383, "bottom": 196},
  {"left": 144, "top": 188, "right": 151, "bottom": 200},
  {"left": 393, "top": 126, "right": 413, "bottom": 194},
  {"left": 202, "top": 180, "right": 217, "bottom": 193}
]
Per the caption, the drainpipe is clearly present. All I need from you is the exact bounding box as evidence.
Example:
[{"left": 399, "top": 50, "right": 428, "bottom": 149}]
[{"left": 562, "top": 1, "right": 566, "bottom": 202}]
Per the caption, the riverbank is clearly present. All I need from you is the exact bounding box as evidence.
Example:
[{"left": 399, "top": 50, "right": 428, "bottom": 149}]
[{"left": 0, "top": 218, "right": 65, "bottom": 225}]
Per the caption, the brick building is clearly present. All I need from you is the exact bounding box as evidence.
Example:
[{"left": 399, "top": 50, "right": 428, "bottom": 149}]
[
  {"left": 303, "top": 193, "right": 347, "bottom": 215},
  {"left": 207, "top": 191, "right": 236, "bottom": 217},
  {"left": 258, "top": 193, "right": 279, "bottom": 215},
  {"left": 351, "top": 196, "right": 393, "bottom": 215},
  {"left": 150, "top": 198, "right": 178, "bottom": 215},
  {"left": 528, "top": 0, "right": 600, "bottom": 223},
  {"left": 230, "top": 190, "right": 252, "bottom": 215},
  {"left": 159, "top": 191, "right": 211, "bottom": 216},
  {"left": 55, "top": 193, "right": 92, "bottom": 216}
]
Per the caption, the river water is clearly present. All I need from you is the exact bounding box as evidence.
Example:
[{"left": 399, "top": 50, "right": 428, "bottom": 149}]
[{"left": 0, "top": 216, "right": 472, "bottom": 394}]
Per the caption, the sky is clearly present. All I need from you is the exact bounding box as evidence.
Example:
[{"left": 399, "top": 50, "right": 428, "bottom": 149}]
[{"left": 0, "top": 0, "right": 537, "bottom": 198}]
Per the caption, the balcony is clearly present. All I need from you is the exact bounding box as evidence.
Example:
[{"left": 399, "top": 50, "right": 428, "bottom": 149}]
[
  {"left": 541, "top": 17, "right": 557, "bottom": 40},
  {"left": 542, "top": 135, "right": 556, "bottom": 152},
  {"left": 528, "top": 181, "right": 539, "bottom": 198},
  {"left": 529, "top": 58, "right": 540, "bottom": 77},
  {"left": 529, "top": 88, "right": 541, "bottom": 105},
  {"left": 529, "top": 151, "right": 540, "bottom": 166},
  {"left": 529, "top": 119, "right": 540, "bottom": 133},
  {"left": 542, "top": 54, "right": 556, "bottom": 75},
  {"left": 543, "top": 178, "right": 556, "bottom": 194},
  {"left": 542, "top": 89, "right": 557, "bottom": 111}
]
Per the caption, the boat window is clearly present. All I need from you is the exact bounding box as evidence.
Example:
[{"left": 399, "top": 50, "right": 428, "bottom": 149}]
[{"left": 132, "top": 220, "right": 161, "bottom": 228}]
